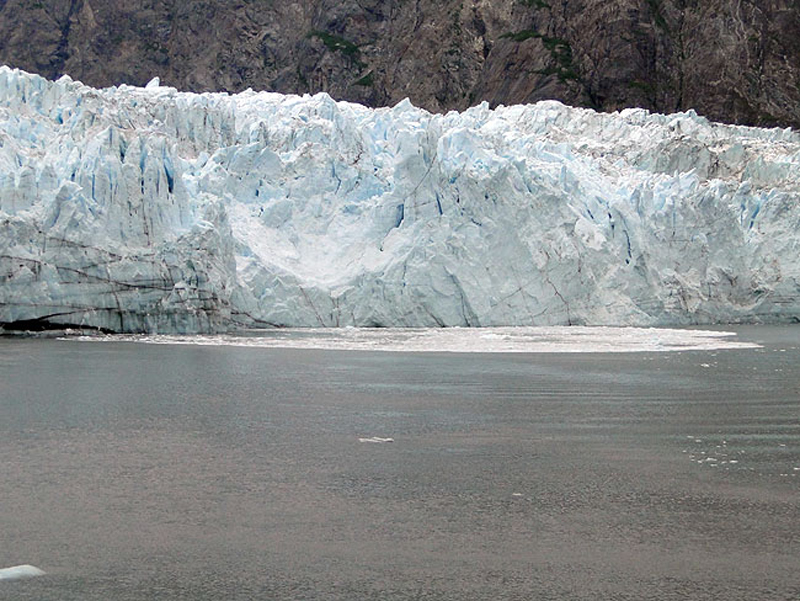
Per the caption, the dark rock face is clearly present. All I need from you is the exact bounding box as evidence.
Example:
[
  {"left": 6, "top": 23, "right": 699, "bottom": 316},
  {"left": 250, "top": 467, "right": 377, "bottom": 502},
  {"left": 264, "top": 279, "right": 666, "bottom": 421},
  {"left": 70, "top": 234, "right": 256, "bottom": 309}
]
[{"left": 1, "top": 0, "right": 799, "bottom": 128}]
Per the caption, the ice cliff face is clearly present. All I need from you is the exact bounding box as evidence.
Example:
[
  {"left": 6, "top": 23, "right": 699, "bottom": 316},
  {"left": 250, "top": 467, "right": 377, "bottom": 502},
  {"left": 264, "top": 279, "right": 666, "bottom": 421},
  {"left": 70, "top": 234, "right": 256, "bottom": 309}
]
[{"left": 1, "top": 66, "right": 799, "bottom": 333}]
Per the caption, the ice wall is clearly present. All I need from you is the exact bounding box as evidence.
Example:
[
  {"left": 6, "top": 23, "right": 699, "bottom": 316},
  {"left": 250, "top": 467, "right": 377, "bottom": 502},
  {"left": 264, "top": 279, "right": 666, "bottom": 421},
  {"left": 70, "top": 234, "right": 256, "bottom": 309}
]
[{"left": 1, "top": 66, "right": 799, "bottom": 332}]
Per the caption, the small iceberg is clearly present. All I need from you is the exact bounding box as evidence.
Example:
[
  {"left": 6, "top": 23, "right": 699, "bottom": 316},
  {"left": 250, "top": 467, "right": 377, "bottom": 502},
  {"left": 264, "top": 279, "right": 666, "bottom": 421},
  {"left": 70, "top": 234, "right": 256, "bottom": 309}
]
[
  {"left": 358, "top": 437, "right": 395, "bottom": 443},
  {"left": 0, "top": 565, "right": 46, "bottom": 581}
]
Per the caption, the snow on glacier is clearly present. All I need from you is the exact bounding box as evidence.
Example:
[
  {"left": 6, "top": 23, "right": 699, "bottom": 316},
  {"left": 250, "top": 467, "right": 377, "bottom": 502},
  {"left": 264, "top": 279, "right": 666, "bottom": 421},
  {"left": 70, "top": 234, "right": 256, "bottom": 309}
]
[{"left": 1, "top": 66, "right": 799, "bottom": 333}]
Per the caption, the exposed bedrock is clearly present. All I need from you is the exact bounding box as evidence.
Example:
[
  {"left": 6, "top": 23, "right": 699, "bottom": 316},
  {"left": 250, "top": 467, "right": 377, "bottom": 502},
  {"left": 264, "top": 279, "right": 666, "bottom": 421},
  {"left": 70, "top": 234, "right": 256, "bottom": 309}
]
[{"left": 1, "top": 1, "right": 799, "bottom": 129}]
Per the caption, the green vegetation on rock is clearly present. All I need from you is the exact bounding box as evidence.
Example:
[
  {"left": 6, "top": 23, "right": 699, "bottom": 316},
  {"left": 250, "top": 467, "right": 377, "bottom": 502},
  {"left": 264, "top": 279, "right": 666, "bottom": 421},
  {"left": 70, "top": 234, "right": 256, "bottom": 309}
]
[
  {"left": 309, "top": 31, "right": 366, "bottom": 71},
  {"left": 354, "top": 71, "right": 374, "bottom": 87},
  {"left": 309, "top": 31, "right": 360, "bottom": 58},
  {"left": 502, "top": 31, "right": 579, "bottom": 83},
  {"left": 646, "top": 0, "right": 669, "bottom": 32}
]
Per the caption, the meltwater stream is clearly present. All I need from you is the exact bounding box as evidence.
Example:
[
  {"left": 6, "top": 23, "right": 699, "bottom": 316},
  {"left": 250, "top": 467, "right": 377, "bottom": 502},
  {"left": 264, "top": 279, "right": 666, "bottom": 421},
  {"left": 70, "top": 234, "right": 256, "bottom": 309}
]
[{"left": 0, "top": 326, "right": 798, "bottom": 600}]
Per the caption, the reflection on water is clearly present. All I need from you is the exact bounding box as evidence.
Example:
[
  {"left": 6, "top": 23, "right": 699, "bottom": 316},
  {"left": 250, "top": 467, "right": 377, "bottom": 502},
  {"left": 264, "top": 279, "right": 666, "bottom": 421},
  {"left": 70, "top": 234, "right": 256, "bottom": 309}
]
[{"left": 0, "top": 326, "right": 798, "bottom": 600}]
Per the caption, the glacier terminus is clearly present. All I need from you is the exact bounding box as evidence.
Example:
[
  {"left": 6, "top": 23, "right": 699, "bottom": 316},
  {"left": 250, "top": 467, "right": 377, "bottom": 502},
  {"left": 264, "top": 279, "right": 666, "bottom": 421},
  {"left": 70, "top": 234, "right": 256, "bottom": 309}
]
[{"left": 1, "top": 66, "right": 799, "bottom": 333}]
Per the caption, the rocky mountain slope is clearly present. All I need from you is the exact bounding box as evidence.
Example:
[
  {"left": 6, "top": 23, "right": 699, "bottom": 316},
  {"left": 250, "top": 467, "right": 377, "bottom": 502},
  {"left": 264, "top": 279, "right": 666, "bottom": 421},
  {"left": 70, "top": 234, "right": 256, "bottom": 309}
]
[
  {"left": 2, "top": 67, "right": 799, "bottom": 333},
  {"left": 1, "top": 1, "right": 799, "bottom": 128}
]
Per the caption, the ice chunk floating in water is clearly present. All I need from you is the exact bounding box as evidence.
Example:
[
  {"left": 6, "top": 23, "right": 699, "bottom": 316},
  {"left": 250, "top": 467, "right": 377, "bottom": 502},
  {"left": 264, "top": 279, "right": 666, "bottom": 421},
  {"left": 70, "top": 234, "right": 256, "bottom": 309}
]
[
  {"left": 2, "top": 66, "right": 800, "bottom": 333},
  {"left": 0, "top": 565, "right": 46, "bottom": 581}
]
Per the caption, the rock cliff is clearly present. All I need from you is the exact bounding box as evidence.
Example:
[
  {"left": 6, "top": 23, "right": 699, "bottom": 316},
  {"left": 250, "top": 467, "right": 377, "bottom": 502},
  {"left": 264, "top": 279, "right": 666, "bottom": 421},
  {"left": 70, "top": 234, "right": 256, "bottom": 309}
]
[{"left": 1, "top": 1, "right": 799, "bottom": 128}]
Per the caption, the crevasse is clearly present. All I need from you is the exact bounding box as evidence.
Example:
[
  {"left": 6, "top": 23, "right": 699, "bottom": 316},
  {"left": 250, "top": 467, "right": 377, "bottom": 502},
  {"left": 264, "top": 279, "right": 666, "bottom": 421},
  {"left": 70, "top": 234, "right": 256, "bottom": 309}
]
[{"left": 1, "top": 66, "right": 799, "bottom": 333}]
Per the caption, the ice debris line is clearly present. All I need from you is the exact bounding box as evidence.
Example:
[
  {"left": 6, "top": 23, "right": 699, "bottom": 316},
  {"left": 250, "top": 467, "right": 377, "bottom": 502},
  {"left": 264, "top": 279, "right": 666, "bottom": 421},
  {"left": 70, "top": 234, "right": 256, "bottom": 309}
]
[{"left": 1, "top": 66, "right": 800, "bottom": 334}]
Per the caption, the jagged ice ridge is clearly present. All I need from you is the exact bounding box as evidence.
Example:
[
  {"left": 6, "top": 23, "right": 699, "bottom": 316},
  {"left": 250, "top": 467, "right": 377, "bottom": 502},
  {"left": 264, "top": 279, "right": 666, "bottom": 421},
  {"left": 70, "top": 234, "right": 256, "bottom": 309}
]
[{"left": 1, "top": 66, "right": 799, "bottom": 333}]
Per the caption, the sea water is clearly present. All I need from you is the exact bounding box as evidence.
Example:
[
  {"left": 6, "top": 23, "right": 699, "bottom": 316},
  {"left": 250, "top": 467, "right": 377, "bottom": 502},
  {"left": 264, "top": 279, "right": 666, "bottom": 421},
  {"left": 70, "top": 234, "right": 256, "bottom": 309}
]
[{"left": 0, "top": 326, "right": 798, "bottom": 600}]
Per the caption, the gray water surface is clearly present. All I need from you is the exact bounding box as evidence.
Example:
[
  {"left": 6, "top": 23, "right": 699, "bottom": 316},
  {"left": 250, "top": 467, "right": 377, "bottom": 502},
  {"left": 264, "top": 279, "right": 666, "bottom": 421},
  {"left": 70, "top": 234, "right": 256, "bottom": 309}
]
[{"left": 1, "top": 327, "right": 798, "bottom": 600}]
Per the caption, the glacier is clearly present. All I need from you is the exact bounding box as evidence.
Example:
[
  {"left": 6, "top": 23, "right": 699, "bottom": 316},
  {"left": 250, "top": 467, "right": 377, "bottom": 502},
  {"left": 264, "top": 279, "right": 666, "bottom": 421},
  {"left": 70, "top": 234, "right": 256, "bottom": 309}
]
[{"left": 1, "top": 66, "right": 799, "bottom": 333}]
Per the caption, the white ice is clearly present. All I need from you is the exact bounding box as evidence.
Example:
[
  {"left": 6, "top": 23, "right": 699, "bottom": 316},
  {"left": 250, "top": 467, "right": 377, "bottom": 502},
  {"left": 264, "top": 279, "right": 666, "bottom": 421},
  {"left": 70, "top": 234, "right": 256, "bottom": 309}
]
[
  {"left": 68, "top": 326, "right": 760, "bottom": 353},
  {"left": 0, "top": 565, "right": 46, "bottom": 581},
  {"left": 2, "top": 66, "right": 800, "bottom": 333}
]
